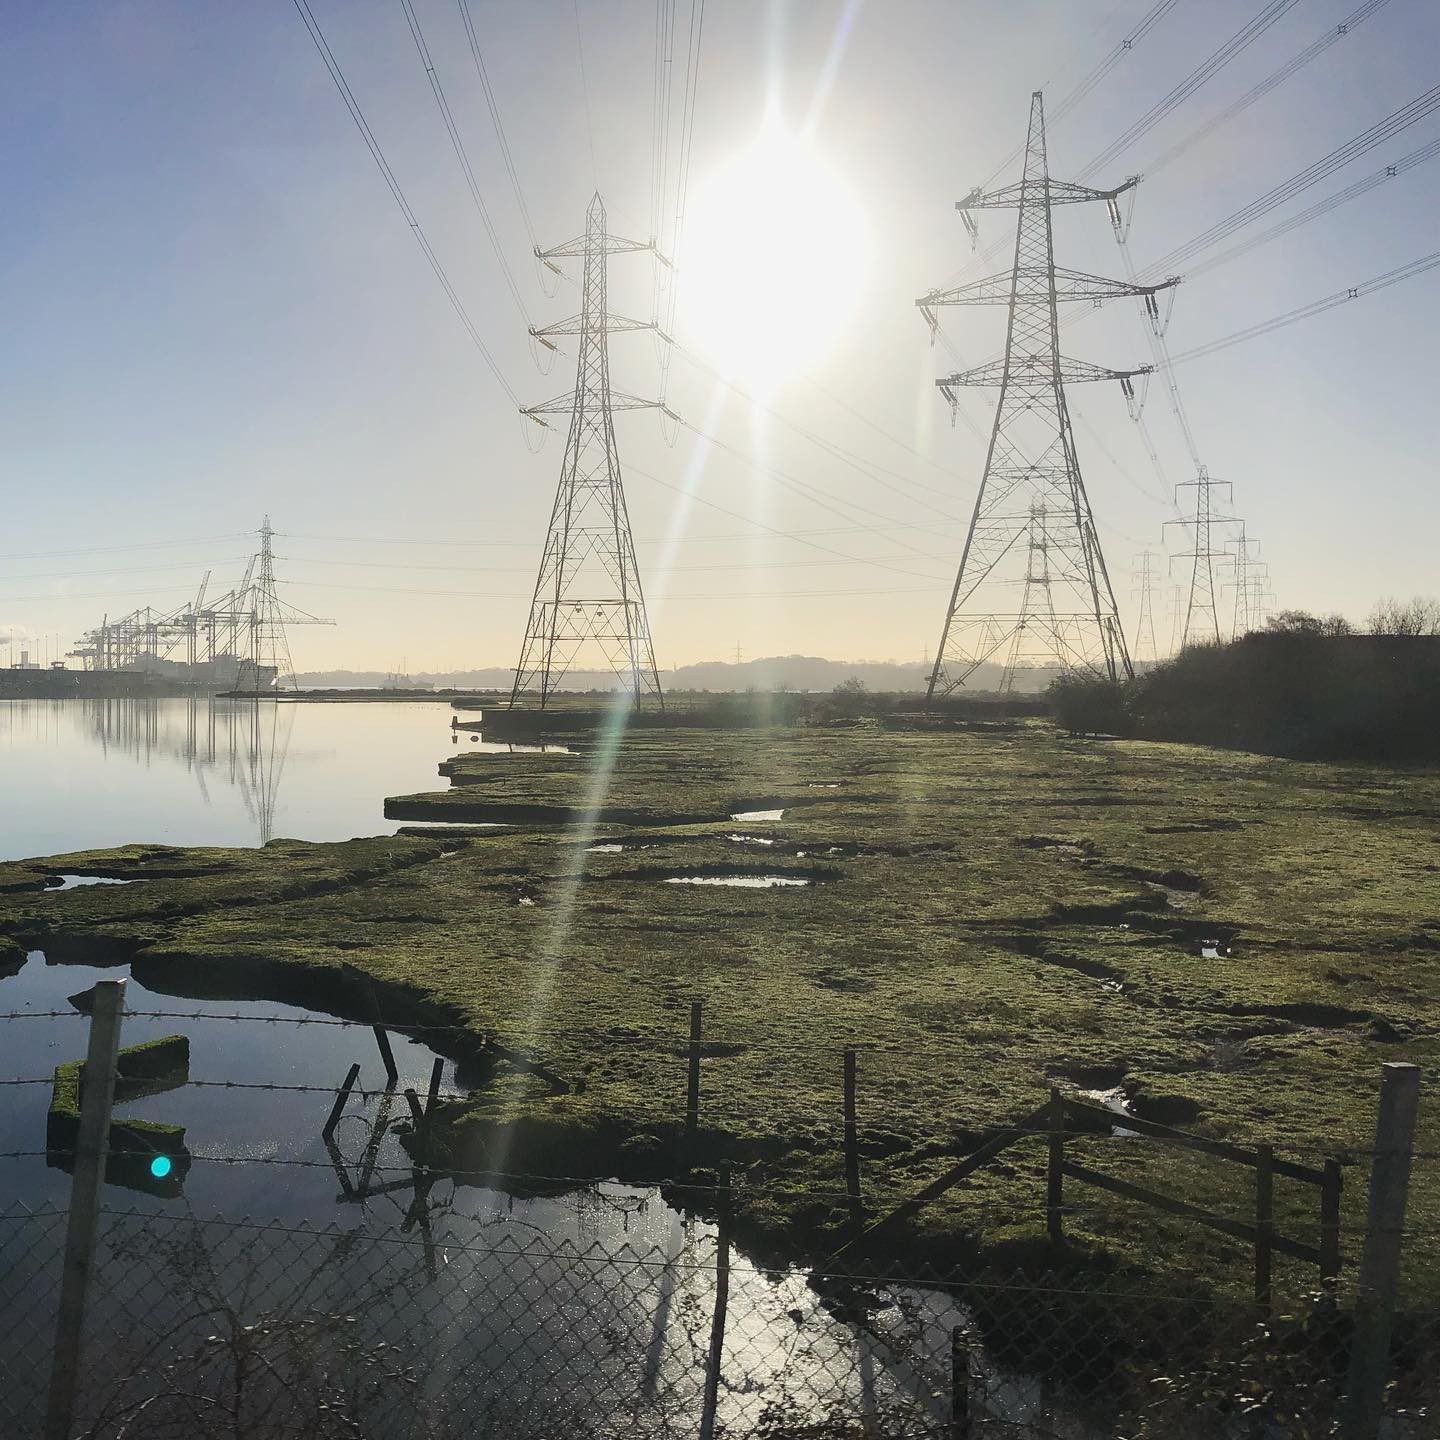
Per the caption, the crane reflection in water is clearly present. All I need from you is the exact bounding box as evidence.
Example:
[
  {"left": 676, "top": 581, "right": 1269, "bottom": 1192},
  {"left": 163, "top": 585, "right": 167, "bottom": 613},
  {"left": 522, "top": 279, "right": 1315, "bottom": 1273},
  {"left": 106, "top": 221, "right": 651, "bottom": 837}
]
[{"left": 84, "top": 696, "right": 295, "bottom": 844}]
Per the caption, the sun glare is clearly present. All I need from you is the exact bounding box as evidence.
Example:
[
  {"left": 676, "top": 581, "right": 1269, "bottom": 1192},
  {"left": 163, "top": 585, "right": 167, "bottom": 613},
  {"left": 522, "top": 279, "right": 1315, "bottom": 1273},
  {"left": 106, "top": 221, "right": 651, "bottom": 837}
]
[{"left": 681, "top": 125, "right": 870, "bottom": 390}]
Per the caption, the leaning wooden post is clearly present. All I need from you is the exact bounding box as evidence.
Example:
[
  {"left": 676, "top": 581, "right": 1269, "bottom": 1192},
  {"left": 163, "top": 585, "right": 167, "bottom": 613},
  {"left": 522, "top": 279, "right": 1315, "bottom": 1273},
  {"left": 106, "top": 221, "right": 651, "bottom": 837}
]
[
  {"left": 1254, "top": 1143, "right": 1274, "bottom": 1310},
  {"left": 843, "top": 1048, "right": 863, "bottom": 1237},
  {"left": 372, "top": 1026, "right": 399, "bottom": 1089},
  {"left": 1046, "top": 1087, "right": 1065, "bottom": 1243},
  {"left": 45, "top": 978, "right": 126, "bottom": 1440},
  {"left": 1342, "top": 1063, "right": 1420, "bottom": 1440},
  {"left": 949, "top": 1325, "right": 971, "bottom": 1440},
  {"left": 686, "top": 1000, "right": 702, "bottom": 1141},
  {"left": 1319, "top": 1158, "right": 1343, "bottom": 1288},
  {"left": 699, "top": 1161, "right": 731, "bottom": 1440},
  {"left": 322, "top": 1062, "right": 361, "bottom": 1140}
]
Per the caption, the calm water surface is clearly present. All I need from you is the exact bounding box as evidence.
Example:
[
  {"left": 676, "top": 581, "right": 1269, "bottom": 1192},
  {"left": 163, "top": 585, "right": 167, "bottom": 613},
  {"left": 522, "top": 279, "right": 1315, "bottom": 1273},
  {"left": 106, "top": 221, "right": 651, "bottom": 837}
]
[{"left": 0, "top": 698, "right": 472, "bottom": 861}]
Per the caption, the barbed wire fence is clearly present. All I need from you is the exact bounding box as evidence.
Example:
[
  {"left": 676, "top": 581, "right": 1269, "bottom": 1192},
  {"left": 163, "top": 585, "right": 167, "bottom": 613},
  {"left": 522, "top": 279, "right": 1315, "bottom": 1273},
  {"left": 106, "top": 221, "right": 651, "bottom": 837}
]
[{"left": 0, "top": 981, "right": 1434, "bottom": 1438}]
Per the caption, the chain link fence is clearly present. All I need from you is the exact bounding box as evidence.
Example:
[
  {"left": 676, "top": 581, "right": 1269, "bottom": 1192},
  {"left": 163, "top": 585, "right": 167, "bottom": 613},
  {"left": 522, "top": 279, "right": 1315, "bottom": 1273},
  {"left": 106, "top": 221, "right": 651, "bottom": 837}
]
[{"left": 1, "top": 1197, "right": 1436, "bottom": 1440}]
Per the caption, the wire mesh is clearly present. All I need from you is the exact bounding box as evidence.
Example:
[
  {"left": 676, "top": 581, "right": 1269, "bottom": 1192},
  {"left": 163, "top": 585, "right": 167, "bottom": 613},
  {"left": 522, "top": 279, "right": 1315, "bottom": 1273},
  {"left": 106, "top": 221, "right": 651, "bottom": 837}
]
[{"left": 1, "top": 1200, "right": 1435, "bottom": 1440}]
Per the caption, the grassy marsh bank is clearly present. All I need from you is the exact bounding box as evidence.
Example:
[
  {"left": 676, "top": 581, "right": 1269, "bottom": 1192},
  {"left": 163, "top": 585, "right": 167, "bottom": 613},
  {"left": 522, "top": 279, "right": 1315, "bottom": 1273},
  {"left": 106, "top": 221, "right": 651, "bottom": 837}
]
[{"left": 3, "top": 721, "right": 1437, "bottom": 1298}]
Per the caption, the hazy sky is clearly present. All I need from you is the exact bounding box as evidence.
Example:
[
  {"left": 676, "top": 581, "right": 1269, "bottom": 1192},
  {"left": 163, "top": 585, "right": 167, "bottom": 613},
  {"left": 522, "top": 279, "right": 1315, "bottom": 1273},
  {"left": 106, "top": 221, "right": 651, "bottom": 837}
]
[{"left": 3, "top": 0, "right": 1438, "bottom": 673}]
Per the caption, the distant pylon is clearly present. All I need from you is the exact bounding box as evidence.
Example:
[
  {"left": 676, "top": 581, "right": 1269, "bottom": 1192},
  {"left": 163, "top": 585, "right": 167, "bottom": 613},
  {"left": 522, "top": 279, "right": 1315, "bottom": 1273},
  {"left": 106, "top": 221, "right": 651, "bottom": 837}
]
[
  {"left": 1226, "top": 525, "right": 1262, "bottom": 640},
  {"left": 240, "top": 517, "right": 333, "bottom": 694},
  {"left": 1165, "top": 466, "right": 1237, "bottom": 648},
  {"left": 1132, "top": 550, "right": 1161, "bottom": 664},
  {"left": 512, "top": 194, "right": 669, "bottom": 710},
  {"left": 917, "top": 91, "right": 1178, "bottom": 699}
]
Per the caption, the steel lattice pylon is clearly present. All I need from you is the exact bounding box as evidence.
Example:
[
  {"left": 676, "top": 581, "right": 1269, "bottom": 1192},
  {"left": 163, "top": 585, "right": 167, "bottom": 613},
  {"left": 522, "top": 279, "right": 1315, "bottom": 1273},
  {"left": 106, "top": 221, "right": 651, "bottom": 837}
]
[
  {"left": 240, "top": 517, "right": 333, "bottom": 694},
  {"left": 918, "top": 92, "right": 1179, "bottom": 699},
  {"left": 512, "top": 194, "right": 666, "bottom": 710}
]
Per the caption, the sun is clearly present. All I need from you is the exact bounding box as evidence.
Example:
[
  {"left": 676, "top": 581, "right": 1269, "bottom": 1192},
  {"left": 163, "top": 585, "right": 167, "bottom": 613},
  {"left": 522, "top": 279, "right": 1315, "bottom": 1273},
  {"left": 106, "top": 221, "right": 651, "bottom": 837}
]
[{"left": 680, "top": 124, "right": 870, "bottom": 390}]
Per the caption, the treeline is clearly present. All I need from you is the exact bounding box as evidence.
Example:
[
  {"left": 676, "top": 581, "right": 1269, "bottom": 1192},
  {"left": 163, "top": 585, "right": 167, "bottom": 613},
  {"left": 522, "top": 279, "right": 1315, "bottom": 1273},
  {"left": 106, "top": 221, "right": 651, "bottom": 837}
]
[{"left": 1051, "top": 603, "right": 1440, "bottom": 763}]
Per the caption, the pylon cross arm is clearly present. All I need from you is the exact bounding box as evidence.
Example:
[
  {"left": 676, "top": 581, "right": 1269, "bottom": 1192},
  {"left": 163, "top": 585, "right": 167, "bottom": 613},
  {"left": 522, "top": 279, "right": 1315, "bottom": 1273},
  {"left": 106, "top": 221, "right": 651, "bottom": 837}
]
[
  {"left": 956, "top": 175, "right": 1138, "bottom": 212},
  {"left": 938, "top": 357, "right": 1152, "bottom": 388},
  {"left": 917, "top": 267, "right": 1174, "bottom": 309},
  {"left": 530, "top": 313, "right": 664, "bottom": 340},
  {"left": 536, "top": 234, "right": 661, "bottom": 261}
]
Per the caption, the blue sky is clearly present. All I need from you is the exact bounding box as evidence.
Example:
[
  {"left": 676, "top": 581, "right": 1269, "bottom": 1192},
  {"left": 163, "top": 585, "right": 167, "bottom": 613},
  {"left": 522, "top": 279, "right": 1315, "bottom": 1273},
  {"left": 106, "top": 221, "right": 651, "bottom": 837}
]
[{"left": 2, "top": 0, "right": 1437, "bottom": 671}]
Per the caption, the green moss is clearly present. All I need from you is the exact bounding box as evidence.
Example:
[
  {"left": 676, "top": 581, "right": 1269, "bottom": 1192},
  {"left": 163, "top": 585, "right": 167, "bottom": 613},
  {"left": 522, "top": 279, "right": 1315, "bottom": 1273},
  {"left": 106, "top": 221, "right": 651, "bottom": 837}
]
[
  {"left": 46, "top": 1035, "right": 189, "bottom": 1155},
  {"left": 7, "top": 723, "right": 1439, "bottom": 1297}
]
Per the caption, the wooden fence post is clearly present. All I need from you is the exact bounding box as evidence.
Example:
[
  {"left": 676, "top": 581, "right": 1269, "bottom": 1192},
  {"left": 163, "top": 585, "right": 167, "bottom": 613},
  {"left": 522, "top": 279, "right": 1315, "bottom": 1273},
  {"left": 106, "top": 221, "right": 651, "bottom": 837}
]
[
  {"left": 322, "top": 1062, "right": 361, "bottom": 1140},
  {"left": 949, "top": 1325, "right": 971, "bottom": 1440},
  {"left": 843, "top": 1048, "right": 863, "bottom": 1237},
  {"left": 686, "top": 1000, "right": 702, "bottom": 1140},
  {"left": 1046, "top": 1088, "right": 1065, "bottom": 1243},
  {"left": 1342, "top": 1062, "right": 1420, "bottom": 1440},
  {"left": 372, "top": 1026, "right": 399, "bottom": 1088},
  {"left": 1254, "top": 1142, "right": 1274, "bottom": 1310},
  {"left": 45, "top": 978, "right": 126, "bottom": 1440},
  {"left": 1319, "top": 1157, "right": 1343, "bottom": 1288},
  {"left": 699, "top": 1161, "right": 731, "bottom": 1440}
]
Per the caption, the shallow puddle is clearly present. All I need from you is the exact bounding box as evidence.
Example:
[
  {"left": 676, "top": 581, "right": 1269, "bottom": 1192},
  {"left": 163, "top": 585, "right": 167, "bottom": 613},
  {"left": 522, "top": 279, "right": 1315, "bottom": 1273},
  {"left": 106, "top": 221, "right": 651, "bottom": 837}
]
[
  {"left": 664, "top": 875, "right": 810, "bottom": 889},
  {"left": 1079, "top": 1086, "right": 1139, "bottom": 1139},
  {"left": 43, "top": 875, "right": 138, "bottom": 891}
]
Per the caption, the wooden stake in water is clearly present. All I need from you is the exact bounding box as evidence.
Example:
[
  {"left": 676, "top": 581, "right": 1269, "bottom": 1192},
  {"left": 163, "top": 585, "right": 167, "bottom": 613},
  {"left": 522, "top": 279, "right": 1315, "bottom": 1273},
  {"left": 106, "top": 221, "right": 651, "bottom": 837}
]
[
  {"left": 699, "top": 1162, "right": 731, "bottom": 1440},
  {"left": 45, "top": 978, "right": 125, "bottom": 1440}
]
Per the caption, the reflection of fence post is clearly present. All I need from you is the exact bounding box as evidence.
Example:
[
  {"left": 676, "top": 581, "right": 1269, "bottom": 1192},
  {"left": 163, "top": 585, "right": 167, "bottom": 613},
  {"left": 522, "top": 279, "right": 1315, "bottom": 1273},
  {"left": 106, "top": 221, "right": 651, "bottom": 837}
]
[
  {"left": 1046, "top": 1087, "right": 1064, "bottom": 1243},
  {"left": 843, "top": 1048, "right": 863, "bottom": 1237},
  {"left": 1342, "top": 1062, "right": 1420, "bottom": 1440},
  {"left": 699, "top": 1162, "right": 731, "bottom": 1440},
  {"left": 949, "top": 1325, "right": 971, "bottom": 1440},
  {"left": 45, "top": 978, "right": 126, "bottom": 1440},
  {"left": 686, "top": 1000, "right": 702, "bottom": 1140},
  {"left": 1254, "top": 1143, "right": 1274, "bottom": 1310}
]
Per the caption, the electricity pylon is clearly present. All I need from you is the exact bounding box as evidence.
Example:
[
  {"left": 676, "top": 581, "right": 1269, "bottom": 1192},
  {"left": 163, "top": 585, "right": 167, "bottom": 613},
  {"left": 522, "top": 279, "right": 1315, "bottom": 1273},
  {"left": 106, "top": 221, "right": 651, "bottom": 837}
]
[
  {"left": 1165, "top": 466, "right": 1237, "bottom": 649},
  {"left": 1225, "top": 525, "right": 1262, "bottom": 640},
  {"left": 1132, "top": 550, "right": 1161, "bottom": 664},
  {"left": 512, "top": 193, "right": 669, "bottom": 709},
  {"left": 917, "top": 90, "right": 1177, "bottom": 699},
  {"left": 239, "top": 518, "right": 333, "bottom": 694}
]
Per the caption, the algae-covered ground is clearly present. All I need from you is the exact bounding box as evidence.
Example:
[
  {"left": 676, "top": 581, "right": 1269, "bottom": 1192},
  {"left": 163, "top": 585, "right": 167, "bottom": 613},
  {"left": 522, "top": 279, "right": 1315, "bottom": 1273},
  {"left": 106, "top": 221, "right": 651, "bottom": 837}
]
[{"left": 3, "top": 719, "right": 1437, "bottom": 1300}]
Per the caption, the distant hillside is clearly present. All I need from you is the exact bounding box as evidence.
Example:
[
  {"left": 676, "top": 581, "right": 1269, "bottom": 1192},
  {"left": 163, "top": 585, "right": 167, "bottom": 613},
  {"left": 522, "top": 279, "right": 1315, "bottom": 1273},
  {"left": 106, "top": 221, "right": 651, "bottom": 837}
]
[{"left": 293, "top": 654, "right": 1062, "bottom": 694}]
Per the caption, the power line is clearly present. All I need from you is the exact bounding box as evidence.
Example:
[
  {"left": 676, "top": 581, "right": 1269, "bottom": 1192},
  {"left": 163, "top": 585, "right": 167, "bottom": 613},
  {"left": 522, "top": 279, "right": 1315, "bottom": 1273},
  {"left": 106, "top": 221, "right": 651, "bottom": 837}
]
[
  {"left": 1142, "top": 84, "right": 1440, "bottom": 277},
  {"left": 455, "top": 0, "right": 542, "bottom": 255},
  {"left": 656, "top": 0, "right": 706, "bottom": 404},
  {"left": 0, "top": 534, "right": 249, "bottom": 561},
  {"left": 291, "top": 0, "right": 520, "bottom": 406},
  {"left": 1168, "top": 249, "right": 1440, "bottom": 366},
  {"left": 1078, "top": 0, "right": 1302, "bottom": 181},
  {"left": 398, "top": 0, "right": 533, "bottom": 328},
  {"left": 571, "top": 0, "right": 600, "bottom": 190},
  {"left": 1141, "top": 0, "right": 1395, "bottom": 177},
  {"left": 1184, "top": 135, "right": 1440, "bottom": 282}
]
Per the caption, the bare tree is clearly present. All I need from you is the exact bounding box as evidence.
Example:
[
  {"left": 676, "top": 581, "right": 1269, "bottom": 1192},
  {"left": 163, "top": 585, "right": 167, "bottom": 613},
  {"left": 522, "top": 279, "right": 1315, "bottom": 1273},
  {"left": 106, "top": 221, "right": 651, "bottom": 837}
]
[{"left": 1367, "top": 595, "right": 1440, "bottom": 636}]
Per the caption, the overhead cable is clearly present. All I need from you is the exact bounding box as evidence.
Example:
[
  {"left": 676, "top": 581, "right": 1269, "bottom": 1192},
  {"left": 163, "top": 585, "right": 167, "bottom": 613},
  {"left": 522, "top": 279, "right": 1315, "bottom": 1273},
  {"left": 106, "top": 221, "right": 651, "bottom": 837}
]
[
  {"left": 1168, "top": 249, "right": 1440, "bottom": 365},
  {"left": 291, "top": 0, "right": 520, "bottom": 406},
  {"left": 456, "top": 0, "right": 542, "bottom": 255},
  {"left": 1141, "top": 0, "right": 1395, "bottom": 177},
  {"left": 1078, "top": 0, "right": 1302, "bottom": 180},
  {"left": 398, "top": 0, "right": 533, "bottom": 327},
  {"left": 1142, "top": 84, "right": 1440, "bottom": 277}
]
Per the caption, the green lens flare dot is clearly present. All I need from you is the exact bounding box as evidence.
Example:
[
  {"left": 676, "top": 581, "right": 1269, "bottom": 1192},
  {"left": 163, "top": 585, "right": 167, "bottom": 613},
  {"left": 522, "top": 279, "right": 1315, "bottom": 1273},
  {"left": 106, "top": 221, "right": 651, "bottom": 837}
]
[{"left": 149, "top": 1156, "right": 173, "bottom": 1179}]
